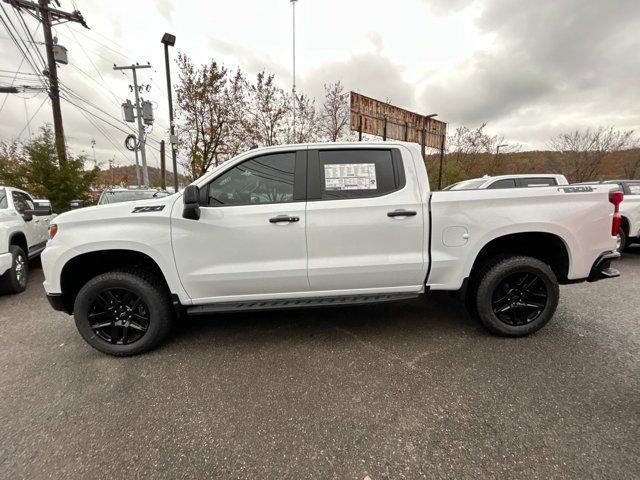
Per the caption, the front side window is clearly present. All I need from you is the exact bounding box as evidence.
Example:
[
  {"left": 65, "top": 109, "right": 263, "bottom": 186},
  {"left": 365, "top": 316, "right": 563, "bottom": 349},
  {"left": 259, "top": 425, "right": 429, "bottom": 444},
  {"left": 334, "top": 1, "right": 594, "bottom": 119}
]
[
  {"left": 12, "top": 192, "right": 33, "bottom": 214},
  {"left": 487, "top": 179, "right": 516, "bottom": 189},
  {"left": 317, "top": 149, "right": 400, "bottom": 200},
  {"left": 207, "top": 152, "right": 296, "bottom": 206},
  {"left": 521, "top": 177, "right": 557, "bottom": 187}
]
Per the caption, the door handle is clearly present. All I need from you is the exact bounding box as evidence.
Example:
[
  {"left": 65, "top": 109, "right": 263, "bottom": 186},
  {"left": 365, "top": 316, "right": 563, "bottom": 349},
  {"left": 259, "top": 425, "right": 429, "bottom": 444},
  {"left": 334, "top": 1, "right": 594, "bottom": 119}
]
[
  {"left": 387, "top": 209, "right": 417, "bottom": 218},
  {"left": 269, "top": 215, "right": 300, "bottom": 223}
]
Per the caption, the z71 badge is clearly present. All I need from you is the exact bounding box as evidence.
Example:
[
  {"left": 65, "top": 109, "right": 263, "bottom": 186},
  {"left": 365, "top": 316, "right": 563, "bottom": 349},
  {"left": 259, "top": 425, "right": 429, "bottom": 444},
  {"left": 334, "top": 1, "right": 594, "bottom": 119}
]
[{"left": 132, "top": 205, "right": 165, "bottom": 213}]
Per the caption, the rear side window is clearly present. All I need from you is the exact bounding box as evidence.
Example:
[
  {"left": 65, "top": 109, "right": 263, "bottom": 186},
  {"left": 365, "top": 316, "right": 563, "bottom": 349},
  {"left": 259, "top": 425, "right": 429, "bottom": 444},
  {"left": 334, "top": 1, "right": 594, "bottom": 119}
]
[
  {"left": 520, "top": 177, "right": 557, "bottom": 187},
  {"left": 487, "top": 179, "right": 516, "bottom": 189},
  {"left": 0, "top": 190, "right": 7, "bottom": 209},
  {"left": 313, "top": 149, "right": 404, "bottom": 200},
  {"left": 626, "top": 182, "right": 640, "bottom": 195}
]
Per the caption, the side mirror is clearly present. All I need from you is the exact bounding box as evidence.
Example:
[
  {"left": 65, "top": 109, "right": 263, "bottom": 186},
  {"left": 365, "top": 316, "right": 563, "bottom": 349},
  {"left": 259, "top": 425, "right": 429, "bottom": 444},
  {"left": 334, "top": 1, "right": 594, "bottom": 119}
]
[
  {"left": 28, "top": 200, "right": 53, "bottom": 216},
  {"left": 22, "top": 212, "right": 33, "bottom": 222},
  {"left": 182, "top": 185, "right": 200, "bottom": 220}
]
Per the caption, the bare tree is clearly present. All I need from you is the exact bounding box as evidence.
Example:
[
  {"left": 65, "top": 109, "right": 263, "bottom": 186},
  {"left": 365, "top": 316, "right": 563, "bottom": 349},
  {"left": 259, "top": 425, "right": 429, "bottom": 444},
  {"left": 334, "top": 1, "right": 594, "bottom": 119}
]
[
  {"left": 549, "top": 127, "right": 635, "bottom": 182},
  {"left": 175, "top": 54, "right": 248, "bottom": 180},
  {"left": 320, "top": 81, "right": 350, "bottom": 141},
  {"left": 246, "top": 72, "right": 290, "bottom": 147},
  {"left": 620, "top": 138, "right": 640, "bottom": 178},
  {"left": 290, "top": 94, "right": 319, "bottom": 143},
  {"left": 447, "top": 123, "right": 507, "bottom": 177}
]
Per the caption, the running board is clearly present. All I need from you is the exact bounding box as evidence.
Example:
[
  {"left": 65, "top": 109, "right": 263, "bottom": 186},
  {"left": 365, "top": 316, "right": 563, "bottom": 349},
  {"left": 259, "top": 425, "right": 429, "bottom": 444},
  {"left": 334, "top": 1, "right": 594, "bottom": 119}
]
[{"left": 186, "top": 293, "right": 420, "bottom": 316}]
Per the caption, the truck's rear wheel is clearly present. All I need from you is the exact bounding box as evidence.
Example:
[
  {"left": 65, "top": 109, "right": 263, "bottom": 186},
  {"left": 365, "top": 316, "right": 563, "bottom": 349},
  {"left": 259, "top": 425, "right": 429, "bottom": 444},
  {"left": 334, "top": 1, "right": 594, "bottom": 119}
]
[
  {"left": 0, "top": 245, "right": 28, "bottom": 294},
  {"left": 473, "top": 256, "right": 559, "bottom": 336},
  {"left": 73, "top": 270, "right": 173, "bottom": 356}
]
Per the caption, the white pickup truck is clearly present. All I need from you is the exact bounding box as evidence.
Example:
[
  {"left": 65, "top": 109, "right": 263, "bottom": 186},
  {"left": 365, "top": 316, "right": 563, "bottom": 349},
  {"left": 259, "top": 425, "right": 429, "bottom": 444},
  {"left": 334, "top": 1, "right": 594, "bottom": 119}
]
[
  {"left": 1, "top": 186, "right": 53, "bottom": 293},
  {"left": 42, "top": 142, "right": 622, "bottom": 356}
]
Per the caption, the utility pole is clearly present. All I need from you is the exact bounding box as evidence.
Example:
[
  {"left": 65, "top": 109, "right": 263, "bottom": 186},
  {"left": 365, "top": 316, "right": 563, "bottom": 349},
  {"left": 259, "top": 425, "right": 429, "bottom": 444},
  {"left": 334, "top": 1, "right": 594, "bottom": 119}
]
[
  {"left": 3, "top": 0, "right": 88, "bottom": 166},
  {"left": 291, "top": 0, "right": 297, "bottom": 142},
  {"left": 160, "top": 140, "right": 166, "bottom": 190},
  {"left": 160, "top": 32, "right": 178, "bottom": 193},
  {"left": 114, "top": 63, "right": 151, "bottom": 187}
]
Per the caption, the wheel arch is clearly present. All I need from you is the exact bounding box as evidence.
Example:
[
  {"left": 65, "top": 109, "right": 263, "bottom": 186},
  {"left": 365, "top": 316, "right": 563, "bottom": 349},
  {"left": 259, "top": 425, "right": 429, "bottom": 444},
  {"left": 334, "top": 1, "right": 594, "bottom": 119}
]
[
  {"left": 8, "top": 231, "right": 28, "bottom": 255},
  {"left": 59, "top": 249, "right": 172, "bottom": 314},
  {"left": 620, "top": 215, "right": 630, "bottom": 235},
  {"left": 468, "top": 232, "right": 571, "bottom": 285}
]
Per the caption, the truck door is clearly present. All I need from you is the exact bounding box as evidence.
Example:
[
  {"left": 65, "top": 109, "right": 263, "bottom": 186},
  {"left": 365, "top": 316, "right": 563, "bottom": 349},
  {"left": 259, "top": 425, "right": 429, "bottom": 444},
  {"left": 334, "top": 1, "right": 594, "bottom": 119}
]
[
  {"left": 171, "top": 150, "right": 309, "bottom": 303},
  {"left": 11, "top": 191, "right": 41, "bottom": 254},
  {"left": 305, "top": 147, "right": 426, "bottom": 292}
]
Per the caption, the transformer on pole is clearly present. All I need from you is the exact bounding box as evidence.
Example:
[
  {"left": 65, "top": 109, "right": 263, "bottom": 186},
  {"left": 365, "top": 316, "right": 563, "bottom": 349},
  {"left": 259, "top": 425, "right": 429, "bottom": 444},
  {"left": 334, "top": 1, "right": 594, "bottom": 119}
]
[{"left": 113, "top": 63, "right": 152, "bottom": 187}]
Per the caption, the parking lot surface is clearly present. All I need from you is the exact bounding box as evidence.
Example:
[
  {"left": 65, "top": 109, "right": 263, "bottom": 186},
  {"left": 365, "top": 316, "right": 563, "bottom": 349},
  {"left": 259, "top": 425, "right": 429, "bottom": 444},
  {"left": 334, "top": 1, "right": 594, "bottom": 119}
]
[{"left": 1, "top": 251, "right": 639, "bottom": 479}]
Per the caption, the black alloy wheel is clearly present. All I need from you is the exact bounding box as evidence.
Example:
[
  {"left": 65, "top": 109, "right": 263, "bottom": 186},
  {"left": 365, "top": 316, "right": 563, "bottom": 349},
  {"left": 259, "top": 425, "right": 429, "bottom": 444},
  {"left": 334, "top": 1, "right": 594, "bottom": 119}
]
[
  {"left": 491, "top": 271, "right": 548, "bottom": 326},
  {"left": 88, "top": 288, "right": 150, "bottom": 345}
]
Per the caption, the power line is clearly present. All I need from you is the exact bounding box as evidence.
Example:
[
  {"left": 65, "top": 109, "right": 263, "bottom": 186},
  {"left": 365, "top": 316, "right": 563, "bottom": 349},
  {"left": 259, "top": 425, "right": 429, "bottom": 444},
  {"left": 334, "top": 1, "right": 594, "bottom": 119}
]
[{"left": 16, "top": 94, "right": 46, "bottom": 138}]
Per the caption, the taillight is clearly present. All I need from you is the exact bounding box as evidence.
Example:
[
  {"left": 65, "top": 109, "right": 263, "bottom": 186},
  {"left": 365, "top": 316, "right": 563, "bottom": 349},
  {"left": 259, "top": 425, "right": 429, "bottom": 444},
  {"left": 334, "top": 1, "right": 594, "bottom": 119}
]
[{"left": 609, "top": 190, "right": 624, "bottom": 236}]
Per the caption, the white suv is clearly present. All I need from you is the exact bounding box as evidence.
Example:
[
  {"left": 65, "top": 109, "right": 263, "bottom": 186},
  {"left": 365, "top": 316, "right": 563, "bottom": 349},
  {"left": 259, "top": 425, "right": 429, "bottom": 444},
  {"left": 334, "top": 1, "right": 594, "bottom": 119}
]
[{"left": 0, "top": 186, "right": 53, "bottom": 293}]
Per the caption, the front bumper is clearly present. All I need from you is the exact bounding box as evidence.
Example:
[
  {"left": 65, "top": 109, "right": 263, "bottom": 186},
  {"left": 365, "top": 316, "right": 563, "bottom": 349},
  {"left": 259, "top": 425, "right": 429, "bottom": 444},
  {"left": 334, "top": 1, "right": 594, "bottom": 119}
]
[
  {"left": 46, "top": 293, "right": 69, "bottom": 314},
  {"left": 0, "top": 252, "right": 12, "bottom": 276},
  {"left": 587, "top": 251, "right": 621, "bottom": 282}
]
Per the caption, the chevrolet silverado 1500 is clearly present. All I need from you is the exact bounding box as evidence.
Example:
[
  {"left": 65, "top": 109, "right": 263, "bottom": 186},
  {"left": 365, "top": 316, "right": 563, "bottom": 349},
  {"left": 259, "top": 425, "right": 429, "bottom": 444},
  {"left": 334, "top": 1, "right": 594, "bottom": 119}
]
[{"left": 42, "top": 142, "right": 622, "bottom": 356}]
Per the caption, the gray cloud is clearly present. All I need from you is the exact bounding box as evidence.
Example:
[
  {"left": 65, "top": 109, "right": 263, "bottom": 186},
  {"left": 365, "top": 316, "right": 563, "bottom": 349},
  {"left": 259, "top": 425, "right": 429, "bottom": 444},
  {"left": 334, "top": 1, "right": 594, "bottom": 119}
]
[
  {"left": 153, "top": 0, "right": 174, "bottom": 25},
  {"left": 417, "top": 0, "right": 640, "bottom": 146},
  {"left": 301, "top": 52, "right": 416, "bottom": 110},
  {"left": 208, "top": 37, "right": 290, "bottom": 81}
]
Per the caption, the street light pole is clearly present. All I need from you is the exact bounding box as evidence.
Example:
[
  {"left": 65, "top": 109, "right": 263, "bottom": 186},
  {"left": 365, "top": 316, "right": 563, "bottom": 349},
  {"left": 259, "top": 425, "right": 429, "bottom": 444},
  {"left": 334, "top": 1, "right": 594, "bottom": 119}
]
[
  {"left": 291, "top": 0, "right": 298, "bottom": 142},
  {"left": 161, "top": 32, "right": 179, "bottom": 193}
]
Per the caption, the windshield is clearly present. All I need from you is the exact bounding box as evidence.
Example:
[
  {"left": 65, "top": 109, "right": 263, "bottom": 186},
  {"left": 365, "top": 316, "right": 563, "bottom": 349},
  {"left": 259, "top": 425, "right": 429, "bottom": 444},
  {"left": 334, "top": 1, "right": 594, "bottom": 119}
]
[
  {"left": 98, "top": 190, "right": 169, "bottom": 205},
  {"left": 447, "top": 179, "right": 487, "bottom": 191}
]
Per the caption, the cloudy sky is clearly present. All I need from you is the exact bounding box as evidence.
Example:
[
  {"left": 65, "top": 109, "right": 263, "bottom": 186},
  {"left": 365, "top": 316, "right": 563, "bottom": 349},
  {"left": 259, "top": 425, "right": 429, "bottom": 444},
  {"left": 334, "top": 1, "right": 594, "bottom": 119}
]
[{"left": 1, "top": 0, "right": 639, "bottom": 170}]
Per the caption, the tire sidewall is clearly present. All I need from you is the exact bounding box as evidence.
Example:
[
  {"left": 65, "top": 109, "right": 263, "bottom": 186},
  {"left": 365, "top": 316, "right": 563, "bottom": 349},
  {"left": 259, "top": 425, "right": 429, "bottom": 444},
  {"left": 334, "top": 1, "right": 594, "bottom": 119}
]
[
  {"left": 617, "top": 229, "right": 627, "bottom": 253},
  {"left": 4, "top": 245, "right": 28, "bottom": 293},
  {"left": 74, "top": 272, "right": 170, "bottom": 356},
  {"left": 476, "top": 258, "right": 559, "bottom": 336}
]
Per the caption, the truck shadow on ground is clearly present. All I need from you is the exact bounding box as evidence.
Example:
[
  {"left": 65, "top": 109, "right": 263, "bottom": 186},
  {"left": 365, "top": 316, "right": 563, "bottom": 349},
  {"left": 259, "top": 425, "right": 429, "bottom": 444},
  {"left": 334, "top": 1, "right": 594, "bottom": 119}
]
[{"left": 168, "top": 291, "right": 482, "bottom": 350}]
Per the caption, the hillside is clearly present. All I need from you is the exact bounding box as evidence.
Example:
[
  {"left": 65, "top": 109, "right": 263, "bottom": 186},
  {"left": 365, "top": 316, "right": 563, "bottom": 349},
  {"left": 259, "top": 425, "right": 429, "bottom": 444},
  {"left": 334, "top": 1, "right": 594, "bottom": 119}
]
[{"left": 94, "top": 165, "right": 189, "bottom": 190}]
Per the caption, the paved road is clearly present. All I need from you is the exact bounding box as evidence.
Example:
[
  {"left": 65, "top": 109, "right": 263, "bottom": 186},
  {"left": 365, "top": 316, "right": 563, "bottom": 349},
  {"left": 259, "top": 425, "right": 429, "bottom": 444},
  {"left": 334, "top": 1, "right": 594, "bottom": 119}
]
[{"left": 1, "top": 251, "right": 639, "bottom": 480}]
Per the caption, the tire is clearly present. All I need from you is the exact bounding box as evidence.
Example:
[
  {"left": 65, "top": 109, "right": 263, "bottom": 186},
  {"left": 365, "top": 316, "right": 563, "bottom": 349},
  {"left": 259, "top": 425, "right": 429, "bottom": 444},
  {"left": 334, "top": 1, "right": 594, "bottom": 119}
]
[
  {"left": 616, "top": 228, "right": 627, "bottom": 253},
  {"left": 73, "top": 269, "right": 173, "bottom": 356},
  {"left": 472, "top": 256, "right": 559, "bottom": 337},
  {"left": 0, "top": 245, "right": 28, "bottom": 294}
]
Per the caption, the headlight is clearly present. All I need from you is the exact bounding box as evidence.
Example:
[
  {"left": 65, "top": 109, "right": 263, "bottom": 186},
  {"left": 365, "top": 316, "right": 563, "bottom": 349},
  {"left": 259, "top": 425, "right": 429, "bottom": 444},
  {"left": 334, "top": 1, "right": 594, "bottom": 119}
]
[{"left": 49, "top": 224, "right": 58, "bottom": 240}]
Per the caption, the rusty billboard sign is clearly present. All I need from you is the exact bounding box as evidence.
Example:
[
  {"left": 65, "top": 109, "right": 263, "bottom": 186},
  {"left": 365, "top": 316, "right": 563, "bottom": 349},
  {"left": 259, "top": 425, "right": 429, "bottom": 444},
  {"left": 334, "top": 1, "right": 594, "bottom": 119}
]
[{"left": 350, "top": 92, "right": 446, "bottom": 150}]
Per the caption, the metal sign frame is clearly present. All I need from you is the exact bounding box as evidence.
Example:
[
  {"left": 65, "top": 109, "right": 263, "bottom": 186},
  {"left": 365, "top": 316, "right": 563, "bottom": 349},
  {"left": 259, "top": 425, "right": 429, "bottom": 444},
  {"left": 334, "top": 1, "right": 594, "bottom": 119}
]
[{"left": 350, "top": 92, "right": 448, "bottom": 189}]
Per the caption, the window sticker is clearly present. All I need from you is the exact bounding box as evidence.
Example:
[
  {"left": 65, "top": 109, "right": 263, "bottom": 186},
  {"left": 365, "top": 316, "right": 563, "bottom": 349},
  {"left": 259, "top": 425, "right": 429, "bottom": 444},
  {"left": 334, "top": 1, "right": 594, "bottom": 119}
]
[{"left": 324, "top": 163, "right": 377, "bottom": 190}]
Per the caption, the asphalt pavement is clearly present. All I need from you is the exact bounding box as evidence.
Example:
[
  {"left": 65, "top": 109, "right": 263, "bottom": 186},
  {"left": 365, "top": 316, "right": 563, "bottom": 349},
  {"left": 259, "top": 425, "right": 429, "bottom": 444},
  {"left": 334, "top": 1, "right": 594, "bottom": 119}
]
[{"left": 1, "top": 250, "right": 639, "bottom": 479}]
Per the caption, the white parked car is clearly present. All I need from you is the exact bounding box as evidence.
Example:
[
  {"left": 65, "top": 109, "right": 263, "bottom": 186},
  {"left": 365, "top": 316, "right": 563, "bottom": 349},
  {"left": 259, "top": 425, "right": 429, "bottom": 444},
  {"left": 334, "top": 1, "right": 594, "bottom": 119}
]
[
  {"left": 42, "top": 143, "right": 621, "bottom": 356},
  {"left": 0, "top": 186, "right": 54, "bottom": 293},
  {"left": 444, "top": 174, "right": 569, "bottom": 191}
]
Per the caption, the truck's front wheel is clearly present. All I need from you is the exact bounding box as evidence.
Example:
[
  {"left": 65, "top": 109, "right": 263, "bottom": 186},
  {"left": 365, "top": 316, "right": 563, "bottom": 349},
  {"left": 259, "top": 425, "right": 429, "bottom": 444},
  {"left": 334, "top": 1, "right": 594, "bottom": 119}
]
[
  {"left": 74, "top": 270, "right": 173, "bottom": 356},
  {"left": 473, "top": 256, "right": 559, "bottom": 336}
]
